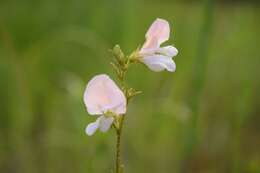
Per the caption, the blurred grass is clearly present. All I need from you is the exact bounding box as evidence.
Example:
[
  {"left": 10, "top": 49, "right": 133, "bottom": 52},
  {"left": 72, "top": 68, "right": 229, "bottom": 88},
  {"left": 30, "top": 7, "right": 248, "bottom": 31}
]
[{"left": 1, "top": 0, "right": 260, "bottom": 173}]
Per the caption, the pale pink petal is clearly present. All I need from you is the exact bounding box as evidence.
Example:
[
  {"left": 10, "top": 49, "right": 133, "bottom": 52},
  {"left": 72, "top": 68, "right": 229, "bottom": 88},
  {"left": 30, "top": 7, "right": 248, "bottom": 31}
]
[
  {"left": 157, "top": 46, "right": 178, "bottom": 57},
  {"left": 141, "top": 55, "right": 176, "bottom": 72},
  {"left": 141, "top": 36, "right": 159, "bottom": 50},
  {"left": 83, "top": 74, "right": 126, "bottom": 115},
  {"left": 85, "top": 118, "right": 100, "bottom": 136},
  {"left": 145, "top": 18, "right": 170, "bottom": 46},
  {"left": 99, "top": 116, "right": 114, "bottom": 132}
]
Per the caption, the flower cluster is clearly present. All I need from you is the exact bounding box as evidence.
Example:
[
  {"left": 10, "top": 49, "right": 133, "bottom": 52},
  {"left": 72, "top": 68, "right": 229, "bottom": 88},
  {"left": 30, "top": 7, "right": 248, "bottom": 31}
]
[{"left": 83, "top": 18, "right": 178, "bottom": 135}]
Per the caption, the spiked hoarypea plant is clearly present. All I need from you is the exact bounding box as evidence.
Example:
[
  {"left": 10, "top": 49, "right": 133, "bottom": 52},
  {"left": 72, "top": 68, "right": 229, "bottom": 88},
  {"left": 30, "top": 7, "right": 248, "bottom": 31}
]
[{"left": 83, "top": 18, "right": 178, "bottom": 173}]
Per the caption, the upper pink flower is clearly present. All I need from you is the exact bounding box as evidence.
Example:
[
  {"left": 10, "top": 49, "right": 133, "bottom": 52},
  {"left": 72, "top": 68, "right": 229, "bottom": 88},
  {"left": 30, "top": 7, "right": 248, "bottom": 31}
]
[
  {"left": 139, "top": 18, "right": 178, "bottom": 72},
  {"left": 83, "top": 74, "right": 126, "bottom": 135}
]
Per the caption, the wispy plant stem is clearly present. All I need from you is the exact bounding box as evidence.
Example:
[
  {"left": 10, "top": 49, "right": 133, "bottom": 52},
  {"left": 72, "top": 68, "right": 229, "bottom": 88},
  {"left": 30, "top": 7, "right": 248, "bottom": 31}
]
[
  {"left": 115, "top": 116, "right": 125, "bottom": 173},
  {"left": 111, "top": 45, "right": 141, "bottom": 173}
]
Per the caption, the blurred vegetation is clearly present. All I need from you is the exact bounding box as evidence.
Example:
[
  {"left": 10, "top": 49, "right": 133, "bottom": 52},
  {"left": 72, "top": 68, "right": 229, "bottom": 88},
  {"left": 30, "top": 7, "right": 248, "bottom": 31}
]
[{"left": 0, "top": 0, "right": 260, "bottom": 173}]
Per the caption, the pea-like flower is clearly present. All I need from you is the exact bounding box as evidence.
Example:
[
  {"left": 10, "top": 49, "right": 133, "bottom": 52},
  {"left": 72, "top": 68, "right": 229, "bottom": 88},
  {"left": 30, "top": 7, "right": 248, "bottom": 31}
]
[
  {"left": 83, "top": 74, "right": 126, "bottom": 136},
  {"left": 139, "top": 18, "right": 178, "bottom": 72}
]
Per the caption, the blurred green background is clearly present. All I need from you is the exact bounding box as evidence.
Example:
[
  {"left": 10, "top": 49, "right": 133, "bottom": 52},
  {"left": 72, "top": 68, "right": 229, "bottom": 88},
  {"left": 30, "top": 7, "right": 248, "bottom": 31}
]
[{"left": 0, "top": 0, "right": 260, "bottom": 172}]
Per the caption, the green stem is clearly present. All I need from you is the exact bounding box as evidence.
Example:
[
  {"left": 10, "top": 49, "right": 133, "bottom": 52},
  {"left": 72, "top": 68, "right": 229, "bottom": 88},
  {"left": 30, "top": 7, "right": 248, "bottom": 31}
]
[
  {"left": 115, "top": 116, "right": 125, "bottom": 173},
  {"left": 116, "top": 130, "right": 121, "bottom": 173},
  {"left": 112, "top": 46, "right": 137, "bottom": 173}
]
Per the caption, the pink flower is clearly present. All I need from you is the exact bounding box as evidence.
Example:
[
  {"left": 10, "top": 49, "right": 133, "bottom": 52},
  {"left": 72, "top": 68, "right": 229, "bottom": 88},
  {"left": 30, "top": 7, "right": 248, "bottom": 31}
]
[
  {"left": 139, "top": 18, "right": 178, "bottom": 72},
  {"left": 83, "top": 74, "right": 126, "bottom": 136}
]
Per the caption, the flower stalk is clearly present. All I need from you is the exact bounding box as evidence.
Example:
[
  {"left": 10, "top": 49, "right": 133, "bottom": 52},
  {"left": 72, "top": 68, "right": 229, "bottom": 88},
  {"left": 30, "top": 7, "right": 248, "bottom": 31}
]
[
  {"left": 115, "top": 116, "right": 124, "bottom": 173},
  {"left": 83, "top": 18, "right": 178, "bottom": 173},
  {"left": 110, "top": 45, "right": 141, "bottom": 173}
]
